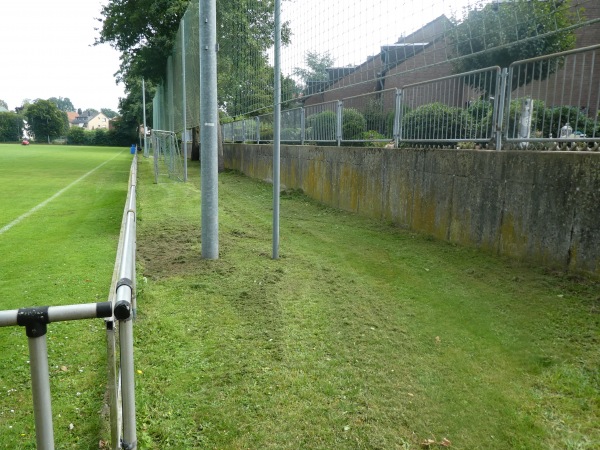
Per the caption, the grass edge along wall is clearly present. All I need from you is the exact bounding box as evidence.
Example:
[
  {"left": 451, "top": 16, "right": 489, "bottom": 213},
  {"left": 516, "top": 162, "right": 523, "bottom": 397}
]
[{"left": 224, "top": 144, "right": 600, "bottom": 275}]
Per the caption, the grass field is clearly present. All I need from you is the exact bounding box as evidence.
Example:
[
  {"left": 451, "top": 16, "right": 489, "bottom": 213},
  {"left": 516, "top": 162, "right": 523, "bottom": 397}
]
[
  {"left": 1, "top": 146, "right": 598, "bottom": 449},
  {"left": 0, "top": 144, "right": 133, "bottom": 448},
  {"left": 133, "top": 158, "right": 599, "bottom": 449}
]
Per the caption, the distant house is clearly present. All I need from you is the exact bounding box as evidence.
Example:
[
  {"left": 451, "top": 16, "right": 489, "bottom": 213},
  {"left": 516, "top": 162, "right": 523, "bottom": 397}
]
[
  {"left": 71, "top": 111, "right": 110, "bottom": 130},
  {"left": 66, "top": 112, "right": 79, "bottom": 127}
]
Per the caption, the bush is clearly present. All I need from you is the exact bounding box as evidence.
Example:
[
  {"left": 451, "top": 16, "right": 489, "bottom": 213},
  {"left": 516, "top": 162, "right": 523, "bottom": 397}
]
[
  {"left": 402, "top": 102, "right": 473, "bottom": 141},
  {"left": 362, "top": 130, "right": 388, "bottom": 147},
  {"left": 506, "top": 100, "right": 596, "bottom": 139},
  {"left": 306, "top": 110, "right": 336, "bottom": 142},
  {"left": 305, "top": 108, "right": 367, "bottom": 143},
  {"left": 67, "top": 126, "right": 86, "bottom": 145},
  {"left": 467, "top": 99, "right": 494, "bottom": 137},
  {"left": 342, "top": 108, "right": 367, "bottom": 141}
]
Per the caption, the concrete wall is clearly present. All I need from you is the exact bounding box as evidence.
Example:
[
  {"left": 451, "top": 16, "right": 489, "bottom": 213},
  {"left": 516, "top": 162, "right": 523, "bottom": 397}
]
[{"left": 224, "top": 144, "right": 600, "bottom": 274}]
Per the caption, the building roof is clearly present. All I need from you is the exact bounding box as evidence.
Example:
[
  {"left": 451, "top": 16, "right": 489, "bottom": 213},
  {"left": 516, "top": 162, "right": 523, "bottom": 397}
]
[{"left": 66, "top": 111, "right": 79, "bottom": 123}]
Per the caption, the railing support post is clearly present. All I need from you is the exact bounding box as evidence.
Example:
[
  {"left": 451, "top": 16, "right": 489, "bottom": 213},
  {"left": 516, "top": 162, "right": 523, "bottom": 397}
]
[
  {"left": 394, "top": 88, "right": 403, "bottom": 148},
  {"left": 28, "top": 331, "right": 54, "bottom": 450},
  {"left": 301, "top": 107, "right": 306, "bottom": 145},
  {"left": 496, "top": 68, "right": 508, "bottom": 151},
  {"left": 336, "top": 101, "right": 343, "bottom": 146}
]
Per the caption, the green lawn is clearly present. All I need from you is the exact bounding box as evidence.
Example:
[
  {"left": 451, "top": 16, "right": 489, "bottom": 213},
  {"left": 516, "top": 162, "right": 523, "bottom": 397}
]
[
  {"left": 1, "top": 146, "right": 598, "bottom": 449},
  {"left": 133, "top": 157, "right": 599, "bottom": 449},
  {"left": 0, "top": 144, "right": 132, "bottom": 448}
]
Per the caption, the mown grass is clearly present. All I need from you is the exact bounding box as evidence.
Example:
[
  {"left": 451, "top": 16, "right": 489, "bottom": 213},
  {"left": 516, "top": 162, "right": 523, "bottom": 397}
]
[
  {"left": 134, "top": 157, "right": 599, "bottom": 449},
  {"left": 0, "top": 144, "right": 132, "bottom": 449}
]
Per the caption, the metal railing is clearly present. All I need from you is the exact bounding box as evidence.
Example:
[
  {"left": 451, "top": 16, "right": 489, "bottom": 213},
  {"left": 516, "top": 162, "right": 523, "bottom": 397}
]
[
  {"left": 505, "top": 44, "right": 600, "bottom": 150},
  {"left": 0, "top": 155, "right": 138, "bottom": 450},
  {"left": 224, "top": 45, "right": 600, "bottom": 152}
]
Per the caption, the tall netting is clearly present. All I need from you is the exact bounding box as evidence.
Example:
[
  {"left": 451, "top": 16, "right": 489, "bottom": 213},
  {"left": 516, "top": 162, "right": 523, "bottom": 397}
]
[{"left": 153, "top": 0, "right": 600, "bottom": 150}]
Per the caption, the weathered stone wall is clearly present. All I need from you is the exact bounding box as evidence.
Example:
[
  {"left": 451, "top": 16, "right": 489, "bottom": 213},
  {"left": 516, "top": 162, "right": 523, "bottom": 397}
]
[{"left": 224, "top": 144, "right": 600, "bottom": 274}]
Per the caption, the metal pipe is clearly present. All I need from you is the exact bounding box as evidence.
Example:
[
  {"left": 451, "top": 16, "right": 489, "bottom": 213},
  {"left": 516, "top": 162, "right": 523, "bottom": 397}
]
[
  {"left": 199, "top": 0, "right": 219, "bottom": 259},
  {"left": 182, "top": 19, "right": 188, "bottom": 182},
  {"left": 29, "top": 334, "right": 54, "bottom": 450},
  {"left": 273, "top": 0, "right": 281, "bottom": 259}
]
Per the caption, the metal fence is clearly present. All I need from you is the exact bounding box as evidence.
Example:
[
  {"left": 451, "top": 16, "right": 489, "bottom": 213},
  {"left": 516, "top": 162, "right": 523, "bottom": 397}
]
[
  {"left": 505, "top": 44, "right": 600, "bottom": 150},
  {"left": 223, "top": 44, "right": 600, "bottom": 151}
]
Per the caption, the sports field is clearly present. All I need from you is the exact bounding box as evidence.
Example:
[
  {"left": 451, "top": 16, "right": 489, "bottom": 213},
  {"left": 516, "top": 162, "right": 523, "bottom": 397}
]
[{"left": 0, "top": 144, "right": 132, "bottom": 448}]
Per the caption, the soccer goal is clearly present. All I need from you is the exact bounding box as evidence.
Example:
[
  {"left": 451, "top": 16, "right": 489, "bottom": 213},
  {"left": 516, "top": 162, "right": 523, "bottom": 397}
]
[{"left": 151, "top": 129, "right": 185, "bottom": 183}]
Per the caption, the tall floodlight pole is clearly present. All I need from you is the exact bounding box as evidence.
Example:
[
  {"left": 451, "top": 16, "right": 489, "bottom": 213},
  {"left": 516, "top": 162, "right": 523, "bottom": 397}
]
[
  {"left": 181, "top": 19, "right": 188, "bottom": 181},
  {"left": 272, "top": 0, "right": 281, "bottom": 259},
  {"left": 142, "top": 78, "right": 148, "bottom": 157},
  {"left": 200, "top": 0, "right": 219, "bottom": 259}
]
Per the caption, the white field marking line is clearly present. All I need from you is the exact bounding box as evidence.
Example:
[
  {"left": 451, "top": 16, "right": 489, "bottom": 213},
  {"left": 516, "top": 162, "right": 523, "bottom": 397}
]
[{"left": 0, "top": 151, "right": 125, "bottom": 236}]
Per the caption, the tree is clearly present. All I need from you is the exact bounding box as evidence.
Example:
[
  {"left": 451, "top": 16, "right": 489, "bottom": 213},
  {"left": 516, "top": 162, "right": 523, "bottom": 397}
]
[
  {"left": 97, "top": 0, "right": 290, "bottom": 122},
  {"left": 0, "top": 99, "right": 8, "bottom": 110},
  {"left": 293, "top": 51, "right": 335, "bottom": 85},
  {"left": 25, "top": 99, "right": 68, "bottom": 143},
  {"left": 101, "top": 108, "right": 119, "bottom": 119},
  {"left": 448, "top": 0, "right": 577, "bottom": 92},
  {"left": 48, "top": 97, "right": 75, "bottom": 112},
  {"left": 83, "top": 108, "right": 100, "bottom": 117},
  {"left": 0, "top": 112, "right": 24, "bottom": 142}
]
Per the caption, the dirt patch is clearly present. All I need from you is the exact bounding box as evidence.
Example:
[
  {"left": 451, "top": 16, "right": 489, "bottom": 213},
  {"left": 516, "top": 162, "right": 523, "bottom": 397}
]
[{"left": 137, "top": 223, "right": 206, "bottom": 280}]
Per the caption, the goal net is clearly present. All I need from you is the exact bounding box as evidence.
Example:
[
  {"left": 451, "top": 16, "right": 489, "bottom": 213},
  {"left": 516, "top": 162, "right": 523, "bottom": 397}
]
[{"left": 151, "top": 129, "right": 184, "bottom": 183}]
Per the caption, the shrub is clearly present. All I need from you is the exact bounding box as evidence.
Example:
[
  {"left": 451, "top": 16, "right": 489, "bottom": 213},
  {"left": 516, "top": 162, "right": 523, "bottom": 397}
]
[
  {"left": 342, "top": 108, "right": 367, "bottom": 141},
  {"left": 402, "top": 102, "right": 474, "bottom": 141},
  {"left": 362, "top": 130, "right": 388, "bottom": 147},
  {"left": 306, "top": 110, "right": 336, "bottom": 142}
]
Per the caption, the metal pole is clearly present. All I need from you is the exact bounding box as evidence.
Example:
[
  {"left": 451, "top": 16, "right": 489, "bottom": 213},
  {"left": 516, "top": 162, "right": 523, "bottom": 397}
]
[
  {"left": 114, "top": 184, "right": 137, "bottom": 449},
  {"left": 273, "top": 0, "right": 281, "bottom": 259},
  {"left": 142, "top": 78, "right": 148, "bottom": 157},
  {"left": 496, "top": 68, "right": 508, "bottom": 151},
  {"left": 200, "top": 0, "right": 219, "bottom": 259},
  {"left": 182, "top": 19, "right": 188, "bottom": 182},
  {"left": 29, "top": 334, "right": 54, "bottom": 450}
]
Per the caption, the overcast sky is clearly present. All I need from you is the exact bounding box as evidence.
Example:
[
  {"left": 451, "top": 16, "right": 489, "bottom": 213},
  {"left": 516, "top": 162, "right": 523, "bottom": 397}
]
[{"left": 0, "top": 0, "right": 124, "bottom": 112}]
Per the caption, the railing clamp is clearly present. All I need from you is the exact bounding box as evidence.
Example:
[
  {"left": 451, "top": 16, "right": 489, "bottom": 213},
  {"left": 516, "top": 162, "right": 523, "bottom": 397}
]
[{"left": 17, "top": 306, "right": 49, "bottom": 338}]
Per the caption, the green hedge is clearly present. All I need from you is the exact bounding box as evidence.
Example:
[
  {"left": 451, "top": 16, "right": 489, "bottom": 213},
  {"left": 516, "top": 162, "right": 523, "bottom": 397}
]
[{"left": 67, "top": 126, "right": 136, "bottom": 147}]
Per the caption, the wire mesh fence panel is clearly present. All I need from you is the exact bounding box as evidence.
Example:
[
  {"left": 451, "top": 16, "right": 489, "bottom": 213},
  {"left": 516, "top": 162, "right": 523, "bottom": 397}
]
[
  {"left": 281, "top": 107, "right": 303, "bottom": 142},
  {"left": 401, "top": 67, "right": 501, "bottom": 144},
  {"left": 505, "top": 44, "right": 600, "bottom": 151},
  {"left": 340, "top": 89, "right": 397, "bottom": 143},
  {"left": 304, "top": 101, "right": 339, "bottom": 143},
  {"left": 257, "top": 113, "right": 274, "bottom": 143}
]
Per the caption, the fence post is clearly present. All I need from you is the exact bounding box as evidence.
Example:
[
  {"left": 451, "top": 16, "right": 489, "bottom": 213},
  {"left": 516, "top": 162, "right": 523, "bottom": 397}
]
[
  {"left": 255, "top": 116, "right": 260, "bottom": 143},
  {"left": 142, "top": 78, "right": 148, "bottom": 157},
  {"left": 301, "top": 107, "right": 306, "bottom": 145},
  {"left": 199, "top": 0, "right": 219, "bottom": 260},
  {"left": 181, "top": 18, "right": 188, "bottom": 181},
  {"left": 495, "top": 68, "right": 509, "bottom": 151},
  {"left": 273, "top": 0, "right": 281, "bottom": 259},
  {"left": 336, "top": 101, "right": 343, "bottom": 146},
  {"left": 394, "top": 88, "right": 403, "bottom": 147}
]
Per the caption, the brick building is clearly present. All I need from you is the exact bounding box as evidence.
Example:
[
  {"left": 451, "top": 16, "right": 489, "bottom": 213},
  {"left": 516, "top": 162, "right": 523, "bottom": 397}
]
[{"left": 302, "top": 0, "right": 600, "bottom": 115}]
